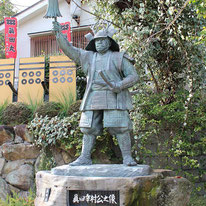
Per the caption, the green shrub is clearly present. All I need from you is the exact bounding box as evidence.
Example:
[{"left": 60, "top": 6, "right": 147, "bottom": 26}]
[
  {"left": 27, "top": 113, "right": 82, "bottom": 154},
  {"left": 28, "top": 112, "right": 121, "bottom": 163},
  {"left": 67, "top": 100, "right": 82, "bottom": 116},
  {"left": 1, "top": 102, "right": 32, "bottom": 125},
  {"left": 130, "top": 90, "right": 206, "bottom": 189},
  {"left": 0, "top": 101, "right": 8, "bottom": 125},
  {"left": 0, "top": 190, "right": 35, "bottom": 206},
  {"left": 189, "top": 194, "right": 206, "bottom": 206},
  {"left": 36, "top": 150, "right": 56, "bottom": 171},
  {"left": 35, "top": 101, "right": 61, "bottom": 118}
]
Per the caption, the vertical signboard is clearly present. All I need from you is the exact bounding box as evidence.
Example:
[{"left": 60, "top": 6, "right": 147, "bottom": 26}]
[
  {"left": 49, "top": 56, "right": 76, "bottom": 103},
  {"left": 61, "top": 22, "right": 71, "bottom": 42},
  {"left": 0, "top": 59, "right": 15, "bottom": 104},
  {"left": 4, "top": 17, "right": 17, "bottom": 59}
]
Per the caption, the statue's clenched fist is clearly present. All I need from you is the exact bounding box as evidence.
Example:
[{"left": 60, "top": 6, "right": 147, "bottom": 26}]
[{"left": 52, "top": 21, "right": 62, "bottom": 33}]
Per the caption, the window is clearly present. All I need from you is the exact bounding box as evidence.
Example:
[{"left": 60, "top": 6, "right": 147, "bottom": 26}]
[{"left": 30, "top": 29, "right": 91, "bottom": 57}]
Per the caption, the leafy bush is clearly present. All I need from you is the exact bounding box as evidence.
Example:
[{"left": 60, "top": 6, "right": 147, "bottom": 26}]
[
  {"left": 93, "top": 0, "right": 206, "bottom": 193},
  {"left": 1, "top": 102, "right": 32, "bottom": 125},
  {"left": 67, "top": 100, "right": 82, "bottom": 116},
  {"left": 189, "top": 194, "right": 206, "bottom": 206},
  {"left": 130, "top": 89, "right": 206, "bottom": 185},
  {"left": 35, "top": 150, "right": 56, "bottom": 172},
  {"left": 0, "top": 190, "right": 35, "bottom": 206},
  {"left": 28, "top": 112, "right": 121, "bottom": 163},
  {"left": 0, "top": 101, "right": 8, "bottom": 125},
  {"left": 35, "top": 101, "right": 62, "bottom": 118},
  {"left": 27, "top": 112, "right": 82, "bottom": 154}
]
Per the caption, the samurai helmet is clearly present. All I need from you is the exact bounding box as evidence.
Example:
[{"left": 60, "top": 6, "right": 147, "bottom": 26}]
[{"left": 85, "top": 20, "right": 119, "bottom": 52}]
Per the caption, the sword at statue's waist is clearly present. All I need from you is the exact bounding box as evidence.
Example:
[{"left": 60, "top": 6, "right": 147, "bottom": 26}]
[{"left": 98, "top": 71, "right": 114, "bottom": 88}]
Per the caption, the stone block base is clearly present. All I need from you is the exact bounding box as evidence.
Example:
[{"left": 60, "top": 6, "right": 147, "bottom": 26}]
[{"left": 35, "top": 165, "right": 191, "bottom": 206}]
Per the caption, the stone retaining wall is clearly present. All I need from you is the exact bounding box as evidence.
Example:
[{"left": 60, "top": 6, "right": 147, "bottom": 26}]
[
  {"left": 0, "top": 124, "right": 77, "bottom": 201},
  {"left": 0, "top": 125, "right": 40, "bottom": 200},
  {"left": 0, "top": 124, "right": 205, "bottom": 201}
]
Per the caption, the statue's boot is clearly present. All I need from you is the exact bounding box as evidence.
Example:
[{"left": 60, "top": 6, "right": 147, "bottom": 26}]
[
  {"left": 116, "top": 132, "right": 137, "bottom": 166},
  {"left": 69, "top": 134, "right": 95, "bottom": 166}
]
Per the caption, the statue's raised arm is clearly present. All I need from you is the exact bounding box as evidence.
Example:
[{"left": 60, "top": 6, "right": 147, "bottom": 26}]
[{"left": 53, "top": 21, "right": 81, "bottom": 65}]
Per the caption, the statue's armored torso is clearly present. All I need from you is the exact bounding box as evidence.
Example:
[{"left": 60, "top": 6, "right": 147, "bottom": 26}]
[{"left": 85, "top": 51, "right": 118, "bottom": 110}]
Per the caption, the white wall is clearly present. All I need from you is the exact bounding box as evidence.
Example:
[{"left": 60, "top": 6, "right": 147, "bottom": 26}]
[
  {"left": 1, "top": 0, "right": 95, "bottom": 87},
  {"left": 17, "top": 0, "right": 95, "bottom": 59}
]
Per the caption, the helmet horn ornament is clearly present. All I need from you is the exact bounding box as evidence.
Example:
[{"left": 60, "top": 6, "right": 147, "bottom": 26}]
[{"left": 85, "top": 20, "right": 119, "bottom": 52}]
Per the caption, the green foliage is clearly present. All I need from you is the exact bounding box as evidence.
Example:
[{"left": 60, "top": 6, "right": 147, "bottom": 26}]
[
  {"left": 28, "top": 112, "right": 121, "bottom": 163},
  {"left": 93, "top": 0, "right": 206, "bottom": 190},
  {"left": 36, "top": 150, "right": 56, "bottom": 171},
  {"left": 35, "top": 101, "right": 61, "bottom": 118},
  {"left": 57, "top": 90, "right": 75, "bottom": 117},
  {"left": 26, "top": 97, "right": 43, "bottom": 118},
  {"left": 0, "top": 0, "right": 16, "bottom": 58},
  {"left": 27, "top": 113, "right": 83, "bottom": 155},
  {"left": 67, "top": 100, "right": 82, "bottom": 116},
  {"left": 94, "top": 0, "right": 206, "bottom": 95},
  {"left": 189, "top": 194, "right": 206, "bottom": 206},
  {"left": 191, "top": 0, "right": 206, "bottom": 45},
  {"left": 130, "top": 89, "right": 206, "bottom": 185},
  {"left": 0, "top": 100, "right": 8, "bottom": 124},
  {"left": 0, "top": 190, "right": 35, "bottom": 206},
  {"left": 1, "top": 102, "right": 32, "bottom": 125}
]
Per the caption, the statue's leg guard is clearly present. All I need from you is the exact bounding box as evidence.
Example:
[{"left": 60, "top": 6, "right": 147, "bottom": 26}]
[
  {"left": 69, "top": 134, "right": 96, "bottom": 166},
  {"left": 69, "top": 111, "right": 103, "bottom": 166},
  {"left": 116, "top": 132, "right": 137, "bottom": 166},
  {"left": 106, "top": 110, "right": 137, "bottom": 166}
]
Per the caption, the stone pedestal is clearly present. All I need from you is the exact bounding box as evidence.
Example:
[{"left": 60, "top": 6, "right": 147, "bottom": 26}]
[{"left": 35, "top": 165, "right": 192, "bottom": 206}]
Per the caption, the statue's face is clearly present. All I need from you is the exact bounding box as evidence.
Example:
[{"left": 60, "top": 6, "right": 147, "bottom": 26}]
[{"left": 95, "top": 37, "right": 111, "bottom": 53}]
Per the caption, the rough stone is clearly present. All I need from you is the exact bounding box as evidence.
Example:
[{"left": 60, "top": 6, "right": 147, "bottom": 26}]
[
  {"left": 51, "top": 164, "right": 152, "bottom": 177},
  {"left": 158, "top": 177, "right": 192, "bottom": 206},
  {"left": 0, "top": 125, "right": 15, "bottom": 145},
  {"left": 34, "top": 154, "right": 42, "bottom": 173},
  {"left": 0, "top": 157, "right": 6, "bottom": 175},
  {"left": 61, "top": 150, "right": 75, "bottom": 164},
  {"left": 150, "top": 155, "right": 169, "bottom": 169},
  {"left": 201, "top": 173, "right": 206, "bottom": 182},
  {"left": 0, "top": 177, "right": 10, "bottom": 201},
  {"left": 14, "top": 135, "right": 24, "bottom": 144},
  {"left": 3, "top": 159, "right": 36, "bottom": 175},
  {"left": 51, "top": 147, "right": 64, "bottom": 166},
  {"left": 14, "top": 125, "right": 33, "bottom": 143},
  {"left": 8, "top": 184, "right": 21, "bottom": 194},
  {"left": 2, "top": 143, "right": 40, "bottom": 161},
  {"left": 6, "top": 164, "right": 34, "bottom": 190},
  {"left": 35, "top": 170, "right": 191, "bottom": 206},
  {"left": 0, "top": 146, "right": 2, "bottom": 158},
  {"left": 153, "top": 169, "right": 175, "bottom": 177}
]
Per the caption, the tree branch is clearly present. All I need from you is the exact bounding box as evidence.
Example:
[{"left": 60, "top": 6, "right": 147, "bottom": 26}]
[
  {"left": 146, "top": 0, "right": 191, "bottom": 42},
  {"left": 71, "top": 0, "right": 121, "bottom": 28}
]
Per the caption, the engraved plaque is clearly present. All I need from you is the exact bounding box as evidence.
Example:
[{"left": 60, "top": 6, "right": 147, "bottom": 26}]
[
  {"left": 67, "top": 190, "right": 120, "bottom": 206},
  {"left": 44, "top": 188, "right": 51, "bottom": 202}
]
